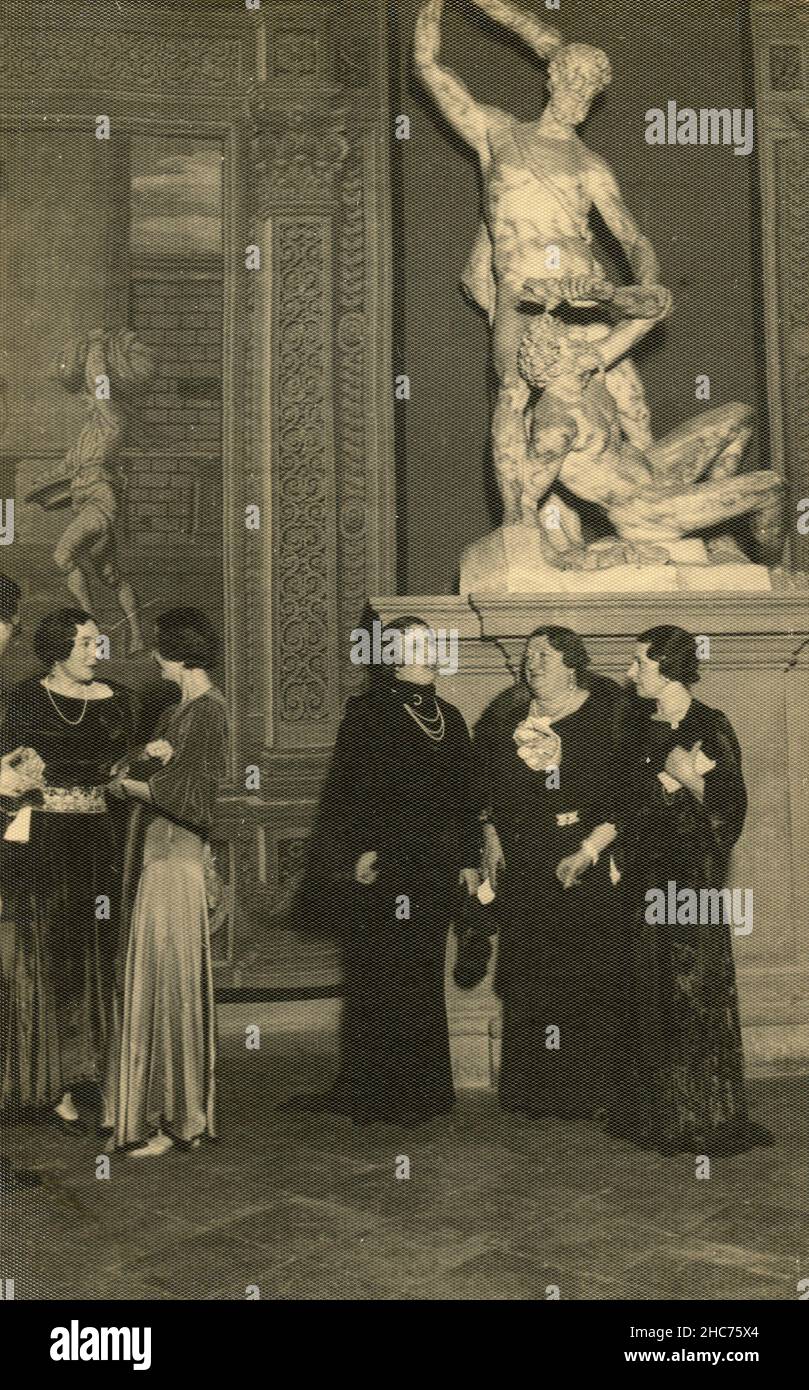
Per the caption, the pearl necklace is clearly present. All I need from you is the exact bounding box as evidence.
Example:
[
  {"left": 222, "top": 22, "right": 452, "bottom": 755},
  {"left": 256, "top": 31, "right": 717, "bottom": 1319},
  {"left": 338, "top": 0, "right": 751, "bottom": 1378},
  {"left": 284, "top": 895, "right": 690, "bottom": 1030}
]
[
  {"left": 404, "top": 696, "right": 445, "bottom": 743},
  {"left": 43, "top": 678, "right": 89, "bottom": 726}
]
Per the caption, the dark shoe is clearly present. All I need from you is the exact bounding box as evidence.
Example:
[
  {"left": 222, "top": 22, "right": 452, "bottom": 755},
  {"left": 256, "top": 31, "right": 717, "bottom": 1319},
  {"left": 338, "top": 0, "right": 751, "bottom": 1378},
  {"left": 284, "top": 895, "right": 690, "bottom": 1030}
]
[
  {"left": 50, "top": 1113, "right": 88, "bottom": 1137},
  {"left": 169, "top": 1130, "right": 207, "bottom": 1153}
]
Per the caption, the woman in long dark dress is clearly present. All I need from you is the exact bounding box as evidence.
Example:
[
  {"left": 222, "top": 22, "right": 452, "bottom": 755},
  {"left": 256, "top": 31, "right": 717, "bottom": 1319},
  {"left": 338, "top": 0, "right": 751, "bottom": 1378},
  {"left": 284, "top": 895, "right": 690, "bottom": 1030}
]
[
  {"left": 0, "top": 571, "right": 45, "bottom": 1192},
  {"left": 477, "top": 626, "right": 625, "bottom": 1122},
  {"left": 0, "top": 608, "right": 133, "bottom": 1130},
  {"left": 560, "top": 625, "right": 770, "bottom": 1154},
  {"left": 302, "top": 616, "right": 482, "bottom": 1126}
]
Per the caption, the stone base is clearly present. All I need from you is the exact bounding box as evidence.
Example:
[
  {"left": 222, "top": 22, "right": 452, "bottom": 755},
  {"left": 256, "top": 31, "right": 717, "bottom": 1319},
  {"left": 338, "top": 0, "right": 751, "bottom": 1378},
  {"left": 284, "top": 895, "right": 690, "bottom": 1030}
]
[{"left": 459, "top": 523, "right": 772, "bottom": 597}]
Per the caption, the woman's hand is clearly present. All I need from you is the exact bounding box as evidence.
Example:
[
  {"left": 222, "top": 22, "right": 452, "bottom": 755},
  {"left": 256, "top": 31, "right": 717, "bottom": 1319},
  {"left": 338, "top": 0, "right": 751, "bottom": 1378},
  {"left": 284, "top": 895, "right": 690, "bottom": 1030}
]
[
  {"left": 106, "top": 774, "right": 152, "bottom": 804},
  {"left": 354, "top": 850, "right": 380, "bottom": 886},
  {"left": 459, "top": 868, "right": 480, "bottom": 896},
  {"left": 0, "top": 746, "right": 45, "bottom": 796},
  {"left": 664, "top": 740, "right": 706, "bottom": 800},
  {"left": 481, "top": 822, "right": 506, "bottom": 891},
  {"left": 144, "top": 739, "right": 174, "bottom": 765},
  {"left": 664, "top": 742, "right": 695, "bottom": 782},
  {"left": 105, "top": 771, "right": 128, "bottom": 800},
  {"left": 556, "top": 848, "right": 592, "bottom": 889}
]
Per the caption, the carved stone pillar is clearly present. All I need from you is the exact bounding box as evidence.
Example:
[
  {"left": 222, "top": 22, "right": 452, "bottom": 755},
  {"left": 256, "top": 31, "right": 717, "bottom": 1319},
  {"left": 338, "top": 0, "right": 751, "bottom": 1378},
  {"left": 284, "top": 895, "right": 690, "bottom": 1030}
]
[
  {"left": 752, "top": 2, "right": 809, "bottom": 568},
  {"left": 221, "top": 2, "right": 396, "bottom": 983}
]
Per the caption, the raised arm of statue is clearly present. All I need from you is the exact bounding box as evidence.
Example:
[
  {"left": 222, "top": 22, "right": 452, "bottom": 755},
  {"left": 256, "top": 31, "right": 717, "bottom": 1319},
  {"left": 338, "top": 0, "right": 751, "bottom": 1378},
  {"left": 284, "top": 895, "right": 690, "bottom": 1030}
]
[
  {"left": 587, "top": 159, "right": 661, "bottom": 287},
  {"left": 414, "top": 0, "right": 492, "bottom": 157},
  {"left": 467, "top": 0, "right": 562, "bottom": 60}
]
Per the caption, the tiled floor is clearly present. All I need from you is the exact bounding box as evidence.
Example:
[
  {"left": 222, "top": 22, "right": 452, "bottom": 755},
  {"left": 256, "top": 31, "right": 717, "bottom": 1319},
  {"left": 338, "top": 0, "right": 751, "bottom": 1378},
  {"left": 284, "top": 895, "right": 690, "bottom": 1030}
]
[{"left": 2, "top": 1034, "right": 808, "bottom": 1301}]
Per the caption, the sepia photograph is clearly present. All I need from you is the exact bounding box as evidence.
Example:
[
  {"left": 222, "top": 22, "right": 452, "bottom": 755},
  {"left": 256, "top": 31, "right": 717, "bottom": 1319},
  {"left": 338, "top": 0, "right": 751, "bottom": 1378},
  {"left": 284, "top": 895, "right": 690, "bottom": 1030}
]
[{"left": 1, "top": 0, "right": 808, "bottom": 1334}]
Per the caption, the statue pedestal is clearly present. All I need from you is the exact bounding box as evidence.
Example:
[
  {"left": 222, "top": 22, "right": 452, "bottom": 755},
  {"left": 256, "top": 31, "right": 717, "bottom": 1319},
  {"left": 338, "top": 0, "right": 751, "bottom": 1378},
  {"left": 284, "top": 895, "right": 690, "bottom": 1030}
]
[
  {"left": 459, "top": 523, "right": 773, "bottom": 598},
  {"left": 373, "top": 581, "right": 809, "bottom": 1086}
]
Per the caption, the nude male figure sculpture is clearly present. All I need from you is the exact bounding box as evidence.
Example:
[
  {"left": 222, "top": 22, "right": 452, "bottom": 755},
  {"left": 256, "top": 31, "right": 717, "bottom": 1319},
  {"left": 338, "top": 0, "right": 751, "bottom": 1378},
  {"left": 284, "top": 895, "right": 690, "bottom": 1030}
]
[
  {"left": 414, "top": 0, "right": 661, "bottom": 523},
  {"left": 510, "top": 278, "right": 782, "bottom": 568}
]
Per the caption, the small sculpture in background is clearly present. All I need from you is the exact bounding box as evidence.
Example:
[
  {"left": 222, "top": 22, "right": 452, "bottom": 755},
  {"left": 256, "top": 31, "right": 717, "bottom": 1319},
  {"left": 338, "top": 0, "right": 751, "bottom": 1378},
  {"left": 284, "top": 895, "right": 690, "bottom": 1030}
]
[{"left": 27, "top": 328, "right": 155, "bottom": 656}]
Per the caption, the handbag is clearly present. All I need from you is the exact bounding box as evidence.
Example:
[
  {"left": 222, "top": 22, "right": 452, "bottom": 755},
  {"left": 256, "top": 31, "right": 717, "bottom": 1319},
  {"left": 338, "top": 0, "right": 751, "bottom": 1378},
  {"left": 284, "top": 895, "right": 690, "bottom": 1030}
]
[{"left": 452, "top": 885, "right": 497, "bottom": 990}]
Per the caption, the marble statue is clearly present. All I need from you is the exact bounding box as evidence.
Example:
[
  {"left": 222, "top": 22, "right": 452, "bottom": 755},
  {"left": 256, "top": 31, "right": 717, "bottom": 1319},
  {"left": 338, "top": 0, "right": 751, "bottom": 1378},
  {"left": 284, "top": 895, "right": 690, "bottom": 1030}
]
[
  {"left": 27, "top": 328, "right": 155, "bottom": 655},
  {"left": 460, "top": 278, "right": 785, "bottom": 592},
  {"left": 415, "top": 1, "right": 785, "bottom": 592},
  {"left": 414, "top": 0, "right": 661, "bottom": 525}
]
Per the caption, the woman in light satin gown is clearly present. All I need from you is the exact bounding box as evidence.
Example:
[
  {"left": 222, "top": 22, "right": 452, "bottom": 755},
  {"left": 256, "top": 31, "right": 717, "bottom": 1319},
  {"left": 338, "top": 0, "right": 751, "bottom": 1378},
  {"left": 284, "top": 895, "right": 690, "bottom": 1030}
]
[{"left": 108, "top": 607, "right": 228, "bottom": 1158}]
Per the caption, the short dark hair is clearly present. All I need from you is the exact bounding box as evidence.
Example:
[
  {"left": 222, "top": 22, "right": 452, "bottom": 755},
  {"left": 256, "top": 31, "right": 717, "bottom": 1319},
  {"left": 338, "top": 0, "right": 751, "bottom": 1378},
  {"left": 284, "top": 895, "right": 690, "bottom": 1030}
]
[
  {"left": 523, "top": 624, "right": 591, "bottom": 684},
  {"left": 33, "top": 607, "right": 92, "bottom": 667},
  {"left": 0, "top": 573, "right": 21, "bottom": 624},
  {"left": 637, "top": 625, "right": 701, "bottom": 687},
  {"left": 155, "top": 607, "right": 218, "bottom": 671}
]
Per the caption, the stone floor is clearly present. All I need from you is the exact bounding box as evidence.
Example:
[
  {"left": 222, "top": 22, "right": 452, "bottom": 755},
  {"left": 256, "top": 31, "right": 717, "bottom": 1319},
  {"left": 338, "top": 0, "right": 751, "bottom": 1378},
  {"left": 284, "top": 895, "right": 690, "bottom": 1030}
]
[{"left": 2, "top": 1031, "right": 808, "bottom": 1301}]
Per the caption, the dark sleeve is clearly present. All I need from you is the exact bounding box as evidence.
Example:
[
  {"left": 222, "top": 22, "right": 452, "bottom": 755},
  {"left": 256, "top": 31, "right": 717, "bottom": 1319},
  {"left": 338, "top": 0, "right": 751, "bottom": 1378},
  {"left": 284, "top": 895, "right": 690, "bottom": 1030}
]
[
  {"left": 608, "top": 691, "right": 648, "bottom": 833},
  {"left": 0, "top": 680, "right": 37, "bottom": 756},
  {"left": 128, "top": 702, "right": 172, "bottom": 767},
  {"left": 577, "top": 690, "right": 622, "bottom": 838},
  {"left": 472, "top": 702, "right": 497, "bottom": 822},
  {"left": 147, "top": 698, "right": 228, "bottom": 834},
  {"left": 699, "top": 707, "right": 747, "bottom": 856},
  {"left": 106, "top": 683, "right": 140, "bottom": 774},
  {"left": 446, "top": 702, "right": 486, "bottom": 866},
  {"left": 473, "top": 688, "right": 521, "bottom": 825},
  {"left": 305, "top": 697, "right": 386, "bottom": 881},
  {"left": 119, "top": 683, "right": 142, "bottom": 753}
]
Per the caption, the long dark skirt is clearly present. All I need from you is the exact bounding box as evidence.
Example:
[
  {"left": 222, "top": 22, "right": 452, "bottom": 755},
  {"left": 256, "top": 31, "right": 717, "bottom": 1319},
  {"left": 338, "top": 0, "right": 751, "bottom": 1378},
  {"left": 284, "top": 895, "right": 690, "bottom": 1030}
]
[
  {"left": 0, "top": 812, "right": 119, "bottom": 1115},
  {"left": 621, "top": 872, "right": 761, "bottom": 1154},
  {"left": 338, "top": 867, "right": 455, "bottom": 1124},
  {"left": 495, "top": 853, "right": 628, "bottom": 1123}
]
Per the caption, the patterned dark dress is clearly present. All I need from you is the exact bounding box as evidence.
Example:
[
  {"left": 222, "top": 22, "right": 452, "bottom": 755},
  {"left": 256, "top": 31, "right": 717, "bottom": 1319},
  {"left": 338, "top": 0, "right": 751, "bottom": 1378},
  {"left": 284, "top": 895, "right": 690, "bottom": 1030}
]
[
  {"left": 475, "top": 680, "right": 626, "bottom": 1121},
  {"left": 307, "top": 679, "right": 481, "bottom": 1125},
  {"left": 614, "top": 694, "right": 770, "bottom": 1154},
  {"left": 0, "top": 676, "right": 133, "bottom": 1114}
]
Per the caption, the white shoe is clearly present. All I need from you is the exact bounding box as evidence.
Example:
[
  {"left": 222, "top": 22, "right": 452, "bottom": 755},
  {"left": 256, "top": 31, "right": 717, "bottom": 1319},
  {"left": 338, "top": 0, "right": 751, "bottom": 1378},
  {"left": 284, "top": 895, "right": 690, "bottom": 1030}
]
[
  {"left": 54, "top": 1093, "right": 79, "bottom": 1123},
  {"left": 127, "top": 1131, "right": 175, "bottom": 1159}
]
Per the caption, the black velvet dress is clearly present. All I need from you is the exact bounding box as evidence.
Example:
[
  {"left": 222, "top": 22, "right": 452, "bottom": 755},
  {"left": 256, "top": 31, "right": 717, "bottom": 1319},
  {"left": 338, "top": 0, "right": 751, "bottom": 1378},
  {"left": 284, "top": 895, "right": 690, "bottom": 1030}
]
[
  {"left": 614, "top": 695, "right": 769, "bottom": 1154},
  {"left": 0, "top": 676, "right": 133, "bottom": 1114},
  {"left": 475, "top": 680, "right": 626, "bottom": 1121},
  {"left": 307, "top": 679, "right": 481, "bottom": 1124}
]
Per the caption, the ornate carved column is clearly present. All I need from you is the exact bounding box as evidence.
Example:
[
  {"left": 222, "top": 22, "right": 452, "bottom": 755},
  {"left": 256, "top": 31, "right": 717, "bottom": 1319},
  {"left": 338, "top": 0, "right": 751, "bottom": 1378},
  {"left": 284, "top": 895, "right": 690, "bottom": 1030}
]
[
  {"left": 752, "top": 1, "right": 809, "bottom": 569},
  {"left": 222, "top": 1, "right": 396, "bottom": 982}
]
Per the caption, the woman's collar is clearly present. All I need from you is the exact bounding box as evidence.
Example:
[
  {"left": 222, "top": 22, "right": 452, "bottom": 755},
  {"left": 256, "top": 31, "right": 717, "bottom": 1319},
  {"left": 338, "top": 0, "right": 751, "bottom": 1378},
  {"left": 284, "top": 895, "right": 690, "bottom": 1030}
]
[
  {"left": 527, "top": 686, "right": 589, "bottom": 724},
  {"left": 653, "top": 682, "right": 693, "bottom": 728}
]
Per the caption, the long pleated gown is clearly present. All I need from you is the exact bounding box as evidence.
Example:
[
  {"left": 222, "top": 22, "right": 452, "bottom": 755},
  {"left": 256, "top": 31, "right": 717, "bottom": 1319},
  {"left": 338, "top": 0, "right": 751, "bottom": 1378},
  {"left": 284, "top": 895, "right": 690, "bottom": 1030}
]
[{"left": 112, "top": 687, "right": 228, "bottom": 1148}]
